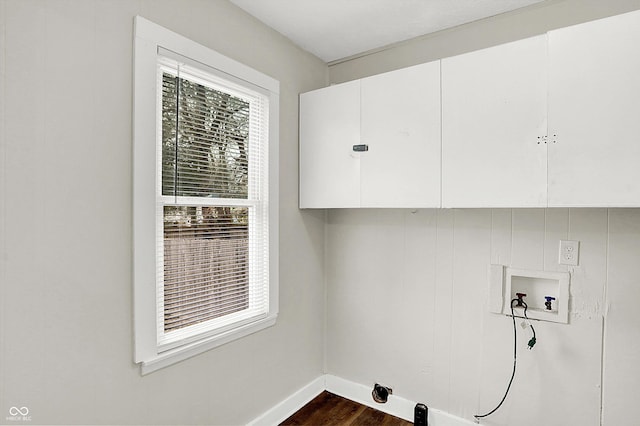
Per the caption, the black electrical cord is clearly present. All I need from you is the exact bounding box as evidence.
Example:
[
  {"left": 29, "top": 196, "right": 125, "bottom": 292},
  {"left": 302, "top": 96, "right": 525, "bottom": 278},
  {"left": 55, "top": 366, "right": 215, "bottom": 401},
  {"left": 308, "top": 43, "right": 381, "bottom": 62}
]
[
  {"left": 474, "top": 298, "right": 537, "bottom": 421},
  {"left": 474, "top": 299, "right": 519, "bottom": 421},
  {"left": 522, "top": 301, "right": 536, "bottom": 349}
]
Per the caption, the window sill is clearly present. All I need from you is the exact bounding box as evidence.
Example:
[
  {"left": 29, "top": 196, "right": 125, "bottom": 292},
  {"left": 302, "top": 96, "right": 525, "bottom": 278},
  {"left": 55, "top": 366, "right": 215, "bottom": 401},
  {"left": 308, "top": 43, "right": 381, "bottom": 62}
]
[{"left": 139, "top": 314, "right": 277, "bottom": 375}]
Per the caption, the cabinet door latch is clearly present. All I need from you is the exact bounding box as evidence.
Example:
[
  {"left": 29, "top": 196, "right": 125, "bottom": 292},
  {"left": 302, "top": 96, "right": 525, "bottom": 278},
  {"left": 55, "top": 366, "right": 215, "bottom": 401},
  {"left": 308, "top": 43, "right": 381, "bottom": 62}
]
[{"left": 352, "top": 144, "right": 369, "bottom": 152}]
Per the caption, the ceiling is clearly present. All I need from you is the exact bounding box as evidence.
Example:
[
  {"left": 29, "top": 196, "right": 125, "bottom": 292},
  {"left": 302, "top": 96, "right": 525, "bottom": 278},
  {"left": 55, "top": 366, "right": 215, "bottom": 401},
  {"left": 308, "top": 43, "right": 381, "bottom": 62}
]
[{"left": 229, "top": 0, "right": 546, "bottom": 63}]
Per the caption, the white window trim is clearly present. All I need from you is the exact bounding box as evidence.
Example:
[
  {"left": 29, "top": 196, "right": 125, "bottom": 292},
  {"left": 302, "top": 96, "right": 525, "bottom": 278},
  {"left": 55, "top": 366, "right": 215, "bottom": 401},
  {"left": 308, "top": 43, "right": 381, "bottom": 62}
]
[{"left": 133, "top": 16, "right": 279, "bottom": 375}]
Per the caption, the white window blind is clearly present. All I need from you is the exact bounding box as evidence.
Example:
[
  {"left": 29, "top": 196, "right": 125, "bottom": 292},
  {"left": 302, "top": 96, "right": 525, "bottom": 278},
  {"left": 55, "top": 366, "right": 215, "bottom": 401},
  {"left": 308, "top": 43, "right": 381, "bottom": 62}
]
[{"left": 156, "top": 57, "right": 270, "bottom": 350}]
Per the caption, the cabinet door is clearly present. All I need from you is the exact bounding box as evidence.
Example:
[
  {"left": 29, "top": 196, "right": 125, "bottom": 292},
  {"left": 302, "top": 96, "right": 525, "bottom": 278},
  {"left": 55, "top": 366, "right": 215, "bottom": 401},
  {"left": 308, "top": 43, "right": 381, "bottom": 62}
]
[
  {"left": 548, "top": 10, "right": 640, "bottom": 207},
  {"left": 360, "top": 61, "right": 441, "bottom": 208},
  {"left": 442, "top": 35, "right": 548, "bottom": 208},
  {"left": 299, "top": 80, "right": 360, "bottom": 208}
]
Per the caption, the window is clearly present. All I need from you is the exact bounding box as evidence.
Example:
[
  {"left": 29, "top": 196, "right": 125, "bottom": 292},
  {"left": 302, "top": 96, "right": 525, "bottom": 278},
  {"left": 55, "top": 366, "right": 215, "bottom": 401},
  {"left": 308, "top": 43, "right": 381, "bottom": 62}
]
[{"left": 133, "top": 17, "right": 279, "bottom": 374}]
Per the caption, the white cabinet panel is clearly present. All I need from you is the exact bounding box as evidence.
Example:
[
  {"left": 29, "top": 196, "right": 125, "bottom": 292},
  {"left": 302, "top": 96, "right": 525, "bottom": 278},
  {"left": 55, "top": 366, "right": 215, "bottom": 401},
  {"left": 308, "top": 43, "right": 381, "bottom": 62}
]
[
  {"left": 300, "top": 62, "right": 441, "bottom": 208},
  {"left": 442, "top": 35, "right": 548, "bottom": 208},
  {"left": 360, "top": 62, "right": 441, "bottom": 208},
  {"left": 548, "top": 10, "right": 640, "bottom": 207},
  {"left": 299, "top": 80, "right": 360, "bottom": 208},
  {"left": 301, "top": 10, "right": 640, "bottom": 209}
]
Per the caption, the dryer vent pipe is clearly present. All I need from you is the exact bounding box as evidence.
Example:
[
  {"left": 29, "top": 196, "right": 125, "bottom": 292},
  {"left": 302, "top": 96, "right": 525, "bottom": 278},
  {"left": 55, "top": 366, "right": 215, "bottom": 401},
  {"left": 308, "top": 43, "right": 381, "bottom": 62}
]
[{"left": 372, "top": 383, "right": 392, "bottom": 404}]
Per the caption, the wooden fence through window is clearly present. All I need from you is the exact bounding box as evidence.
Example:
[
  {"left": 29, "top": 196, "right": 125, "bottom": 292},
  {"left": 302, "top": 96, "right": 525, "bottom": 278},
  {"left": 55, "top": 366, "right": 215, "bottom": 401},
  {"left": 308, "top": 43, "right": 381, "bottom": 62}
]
[{"left": 163, "top": 237, "right": 249, "bottom": 332}]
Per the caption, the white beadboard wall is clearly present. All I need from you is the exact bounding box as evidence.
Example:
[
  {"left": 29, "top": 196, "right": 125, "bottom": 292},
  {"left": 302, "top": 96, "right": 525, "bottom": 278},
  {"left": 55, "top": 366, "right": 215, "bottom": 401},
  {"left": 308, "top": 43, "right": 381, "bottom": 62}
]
[{"left": 325, "top": 208, "right": 640, "bottom": 425}]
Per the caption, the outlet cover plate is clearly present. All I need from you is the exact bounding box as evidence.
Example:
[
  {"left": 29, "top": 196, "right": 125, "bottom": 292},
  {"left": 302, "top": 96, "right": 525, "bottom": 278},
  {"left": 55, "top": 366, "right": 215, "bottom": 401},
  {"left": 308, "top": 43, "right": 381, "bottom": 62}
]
[{"left": 559, "top": 240, "right": 579, "bottom": 266}]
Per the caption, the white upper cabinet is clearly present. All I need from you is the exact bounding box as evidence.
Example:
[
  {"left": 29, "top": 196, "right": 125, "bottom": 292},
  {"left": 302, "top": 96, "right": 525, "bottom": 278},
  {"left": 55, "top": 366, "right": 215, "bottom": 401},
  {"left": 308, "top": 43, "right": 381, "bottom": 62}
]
[
  {"left": 299, "top": 80, "right": 360, "bottom": 208},
  {"left": 300, "top": 10, "right": 640, "bottom": 209},
  {"left": 548, "top": 10, "right": 640, "bottom": 207},
  {"left": 299, "top": 61, "right": 441, "bottom": 208},
  {"left": 442, "top": 35, "right": 548, "bottom": 208},
  {"left": 360, "top": 61, "right": 441, "bottom": 208}
]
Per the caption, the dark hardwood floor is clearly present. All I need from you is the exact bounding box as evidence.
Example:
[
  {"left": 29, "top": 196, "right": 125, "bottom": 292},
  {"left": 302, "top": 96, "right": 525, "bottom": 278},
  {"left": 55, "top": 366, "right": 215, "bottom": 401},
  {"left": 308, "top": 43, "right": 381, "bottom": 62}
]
[{"left": 280, "top": 391, "right": 413, "bottom": 426}]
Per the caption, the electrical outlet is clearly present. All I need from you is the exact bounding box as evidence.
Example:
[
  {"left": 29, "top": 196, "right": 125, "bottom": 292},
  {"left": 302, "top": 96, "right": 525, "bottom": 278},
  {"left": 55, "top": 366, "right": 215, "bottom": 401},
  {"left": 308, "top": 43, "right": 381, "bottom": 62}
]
[
  {"left": 414, "top": 403, "right": 428, "bottom": 426},
  {"left": 559, "top": 240, "right": 579, "bottom": 266}
]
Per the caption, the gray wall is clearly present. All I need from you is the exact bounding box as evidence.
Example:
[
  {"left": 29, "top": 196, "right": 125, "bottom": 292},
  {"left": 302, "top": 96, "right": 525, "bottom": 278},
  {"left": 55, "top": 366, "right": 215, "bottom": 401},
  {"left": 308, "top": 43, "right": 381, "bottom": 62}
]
[
  {"left": 4, "top": 1, "right": 640, "bottom": 425},
  {"left": 0, "top": 1, "right": 327, "bottom": 424},
  {"left": 325, "top": 1, "right": 640, "bottom": 425},
  {"left": 330, "top": 0, "right": 640, "bottom": 83}
]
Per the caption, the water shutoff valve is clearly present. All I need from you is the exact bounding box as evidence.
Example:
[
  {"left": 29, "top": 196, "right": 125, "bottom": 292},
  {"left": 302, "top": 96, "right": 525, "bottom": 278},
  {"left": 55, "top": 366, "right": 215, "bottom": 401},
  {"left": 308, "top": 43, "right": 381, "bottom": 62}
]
[
  {"left": 545, "top": 296, "right": 556, "bottom": 311},
  {"left": 515, "top": 293, "right": 527, "bottom": 307}
]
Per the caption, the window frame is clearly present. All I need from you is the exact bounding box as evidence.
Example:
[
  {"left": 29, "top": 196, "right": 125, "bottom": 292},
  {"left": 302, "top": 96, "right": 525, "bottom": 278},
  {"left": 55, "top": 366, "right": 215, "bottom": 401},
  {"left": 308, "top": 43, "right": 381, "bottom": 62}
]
[{"left": 133, "top": 16, "right": 279, "bottom": 375}]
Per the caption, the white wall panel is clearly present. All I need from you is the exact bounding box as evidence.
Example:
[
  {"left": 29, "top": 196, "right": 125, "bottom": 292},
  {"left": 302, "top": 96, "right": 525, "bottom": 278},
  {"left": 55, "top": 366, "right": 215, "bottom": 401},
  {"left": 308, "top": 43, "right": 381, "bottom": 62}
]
[
  {"left": 477, "top": 210, "right": 513, "bottom": 423},
  {"left": 325, "top": 210, "right": 406, "bottom": 383},
  {"left": 448, "top": 210, "right": 492, "bottom": 418},
  {"left": 490, "top": 209, "right": 512, "bottom": 266},
  {"left": 325, "top": 208, "right": 638, "bottom": 426},
  {"left": 432, "top": 210, "right": 455, "bottom": 413},
  {"left": 543, "top": 209, "right": 569, "bottom": 272},
  {"left": 401, "top": 210, "right": 438, "bottom": 398},
  {"left": 511, "top": 209, "right": 545, "bottom": 270},
  {"left": 603, "top": 210, "right": 640, "bottom": 426},
  {"left": 568, "top": 209, "right": 608, "bottom": 318}
]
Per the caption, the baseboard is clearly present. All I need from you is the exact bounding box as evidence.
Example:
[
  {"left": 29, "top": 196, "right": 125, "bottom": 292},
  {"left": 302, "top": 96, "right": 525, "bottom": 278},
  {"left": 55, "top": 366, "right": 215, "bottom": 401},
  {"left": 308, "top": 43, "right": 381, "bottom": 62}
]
[
  {"left": 324, "top": 374, "right": 415, "bottom": 422},
  {"left": 247, "top": 374, "right": 476, "bottom": 426},
  {"left": 247, "top": 375, "right": 325, "bottom": 426}
]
